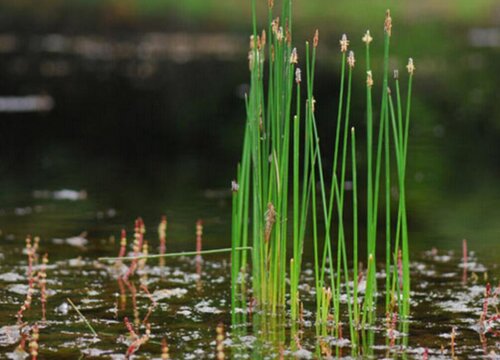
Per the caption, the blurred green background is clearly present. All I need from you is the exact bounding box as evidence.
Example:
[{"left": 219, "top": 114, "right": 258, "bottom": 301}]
[{"left": 0, "top": 0, "right": 499, "bottom": 265}]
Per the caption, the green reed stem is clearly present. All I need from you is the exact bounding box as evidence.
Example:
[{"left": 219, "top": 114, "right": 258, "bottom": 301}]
[
  {"left": 291, "top": 73, "right": 301, "bottom": 320},
  {"left": 363, "top": 31, "right": 375, "bottom": 320},
  {"left": 333, "top": 53, "right": 353, "bottom": 337},
  {"left": 351, "top": 127, "right": 359, "bottom": 327},
  {"left": 67, "top": 298, "right": 98, "bottom": 337},
  {"left": 384, "top": 91, "right": 391, "bottom": 314},
  {"left": 231, "top": 183, "right": 238, "bottom": 323},
  {"left": 401, "top": 66, "right": 413, "bottom": 318},
  {"left": 99, "top": 247, "right": 252, "bottom": 262}
]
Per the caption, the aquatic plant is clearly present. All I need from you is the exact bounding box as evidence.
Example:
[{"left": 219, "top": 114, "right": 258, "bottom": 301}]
[
  {"left": 479, "top": 282, "right": 500, "bottom": 337},
  {"left": 161, "top": 338, "right": 170, "bottom": 359},
  {"left": 140, "top": 283, "right": 157, "bottom": 307},
  {"left": 26, "top": 236, "right": 34, "bottom": 278},
  {"left": 158, "top": 216, "right": 167, "bottom": 267},
  {"left": 196, "top": 219, "right": 203, "bottom": 275},
  {"left": 123, "top": 219, "right": 143, "bottom": 280},
  {"left": 29, "top": 324, "right": 39, "bottom": 360},
  {"left": 230, "top": 0, "right": 415, "bottom": 338},
  {"left": 117, "top": 230, "right": 128, "bottom": 263},
  {"left": 17, "top": 236, "right": 37, "bottom": 324},
  {"left": 125, "top": 321, "right": 151, "bottom": 358},
  {"left": 38, "top": 253, "right": 48, "bottom": 321},
  {"left": 215, "top": 323, "right": 225, "bottom": 360},
  {"left": 450, "top": 326, "right": 457, "bottom": 358}
]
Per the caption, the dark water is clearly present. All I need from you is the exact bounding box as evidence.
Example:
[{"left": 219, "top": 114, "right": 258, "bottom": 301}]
[{"left": 0, "top": 29, "right": 499, "bottom": 358}]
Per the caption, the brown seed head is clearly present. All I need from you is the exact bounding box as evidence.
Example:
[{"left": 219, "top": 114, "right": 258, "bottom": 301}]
[
  {"left": 295, "top": 68, "right": 302, "bottom": 84},
  {"left": 271, "top": 17, "right": 280, "bottom": 36},
  {"left": 406, "top": 58, "right": 415, "bottom": 75},
  {"left": 326, "top": 287, "right": 332, "bottom": 303},
  {"left": 385, "top": 10, "right": 392, "bottom": 36},
  {"left": 290, "top": 48, "right": 298, "bottom": 64},
  {"left": 313, "top": 29, "right": 319, "bottom": 48},
  {"left": 268, "top": 0, "right": 274, "bottom": 9},
  {"left": 276, "top": 27, "right": 284, "bottom": 42},
  {"left": 362, "top": 30, "right": 373, "bottom": 45},
  {"left": 366, "top": 71, "right": 374, "bottom": 87},
  {"left": 264, "top": 202, "right": 276, "bottom": 243},
  {"left": 248, "top": 51, "right": 254, "bottom": 70},
  {"left": 340, "top": 34, "right": 349, "bottom": 52},
  {"left": 261, "top": 30, "right": 266, "bottom": 48},
  {"left": 231, "top": 180, "right": 239, "bottom": 193},
  {"left": 347, "top": 51, "right": 355, "bottom": 68},
  {"left": 249, "top": 35, "right": 255, "bottom": 50}
]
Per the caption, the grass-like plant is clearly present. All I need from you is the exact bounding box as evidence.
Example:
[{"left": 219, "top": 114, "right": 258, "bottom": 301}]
[{"left": 230, "top": 0, "right": 415, "bottom": 344}]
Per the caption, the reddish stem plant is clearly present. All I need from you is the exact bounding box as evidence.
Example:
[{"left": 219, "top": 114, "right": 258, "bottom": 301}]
[
  {"left": 29, "top": 324, "right": 39, "bottom": 360},
  {"left": 38, "top": 253, "right": 48, "bottom": 321},
  {"left": 161, "top": 338, "right": 169, "bottom": 359},
  {"left": 196, "top": 219, "right": 203, "bottom": 276},
  {"left": 216, "top": 323, "right": 225, "bottom": 360}
]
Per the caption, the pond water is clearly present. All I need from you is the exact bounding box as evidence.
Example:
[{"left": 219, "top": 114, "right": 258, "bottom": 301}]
[
  {"left": 0, "top": 27, "right": 499, "bottom": 358},
  {"left": 0, "top": 210, "right": 498, "bottom": 358}
]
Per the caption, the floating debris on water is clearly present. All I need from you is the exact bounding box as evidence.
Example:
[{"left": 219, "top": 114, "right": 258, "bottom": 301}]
[
  {"left": 53, "top": 233, "right": 88, "bottom": 248},
  {"left": 0, "top": 95, "right": 54, "bottom": 113},
  {"left": 151, "top": 288, "right": 188, "bottom": 302},
  {"left": 33, "top": 189, "right": 88, "bottom": 201},
  {"left": 0, "top": 273, "right": 25, "bottom": 282},
  {"left": 195, "top": 300, "right": 221, "bottom": 314},
  {"left": 0, "top": 325, "right": 22, "bottom": 346}
]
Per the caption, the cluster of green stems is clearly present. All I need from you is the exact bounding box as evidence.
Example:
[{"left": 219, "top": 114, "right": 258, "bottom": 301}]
[{"left": 231, "top": 0, "right": 415, "bottom": 344}]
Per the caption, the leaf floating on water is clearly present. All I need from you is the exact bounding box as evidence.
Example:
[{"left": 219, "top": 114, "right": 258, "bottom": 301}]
[
  {"left": 0, "top": 272, "right": 25, "bottom": 282},
  {"left": 7, "top": 284, "right": 31, "bottom": 295},
  {"left": 195, "top": 300, "right": 221, "bottom": 314},
  {"left": 0, "top": 325, "right": 22, "bottom": 346}
]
